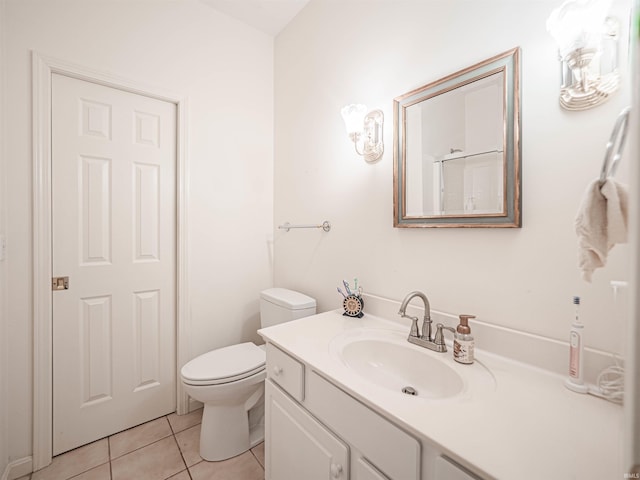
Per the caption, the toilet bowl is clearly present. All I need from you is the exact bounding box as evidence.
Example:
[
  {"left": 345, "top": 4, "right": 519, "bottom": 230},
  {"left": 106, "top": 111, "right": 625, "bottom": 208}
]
[
  {"left": 181, "top": 342, "right": 266, "bottom": 461},
  {"left": 180, "top": 288, "right": 316, "bottom": 461}
]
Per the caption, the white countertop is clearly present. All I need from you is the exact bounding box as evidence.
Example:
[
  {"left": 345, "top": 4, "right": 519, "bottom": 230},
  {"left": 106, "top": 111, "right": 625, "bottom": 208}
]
[{"left": 258, "top": 310, "right": 623, "bottom": 480}]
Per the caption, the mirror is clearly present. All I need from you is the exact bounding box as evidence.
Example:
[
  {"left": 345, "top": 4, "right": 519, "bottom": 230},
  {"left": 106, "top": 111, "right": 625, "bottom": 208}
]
[{"left": 393, "top": 48, "right": 521, "bottom": 228}]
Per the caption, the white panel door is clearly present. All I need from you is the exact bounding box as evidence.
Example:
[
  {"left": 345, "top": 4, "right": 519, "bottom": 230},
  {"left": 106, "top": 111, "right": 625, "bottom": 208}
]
[{"left": 52, "top": 73, "right": 176, "bottom": 455}]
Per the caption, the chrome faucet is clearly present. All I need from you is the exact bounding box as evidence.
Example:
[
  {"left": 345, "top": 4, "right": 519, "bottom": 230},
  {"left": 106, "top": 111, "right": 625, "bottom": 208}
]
[{"left": 398, "top": 291, "right": 445, "bottom": 353}]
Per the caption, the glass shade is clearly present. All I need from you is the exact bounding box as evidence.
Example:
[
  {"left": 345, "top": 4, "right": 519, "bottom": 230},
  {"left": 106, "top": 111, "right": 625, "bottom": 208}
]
[
  {"left": 546, "top": 0, "right": 612, "bottom": 59},
  {"left": 340, "top": 104, "right": 367, "bottom": 135}
]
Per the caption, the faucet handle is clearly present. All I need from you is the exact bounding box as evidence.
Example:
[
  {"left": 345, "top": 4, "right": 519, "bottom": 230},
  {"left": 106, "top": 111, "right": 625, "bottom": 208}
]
[
  {"left": 434, "top": 323, "right": 456, "bottom": 347},
  {"left": 406, "top": 315, "right": 419, "bottom": 338}
]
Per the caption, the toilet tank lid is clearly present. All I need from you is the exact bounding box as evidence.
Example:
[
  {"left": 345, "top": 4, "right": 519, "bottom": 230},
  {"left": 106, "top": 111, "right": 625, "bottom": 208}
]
[{"left": 260, "top": 288, "right": 316, "bottom": 310}]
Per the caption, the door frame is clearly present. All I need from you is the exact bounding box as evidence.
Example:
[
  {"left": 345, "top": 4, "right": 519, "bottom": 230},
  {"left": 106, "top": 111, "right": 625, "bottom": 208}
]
[{"left": 32, "top": 52, "right": 191, "bottom": 470}]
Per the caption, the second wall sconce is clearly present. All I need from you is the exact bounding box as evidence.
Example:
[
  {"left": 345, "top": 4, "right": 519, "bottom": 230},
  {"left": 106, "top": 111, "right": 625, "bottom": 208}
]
[
  {"left": 340, "top": 104, "right": 384, "bottom": 162},
  {"left": 547, "top": 0, "right": 620, "bottom": 111}
]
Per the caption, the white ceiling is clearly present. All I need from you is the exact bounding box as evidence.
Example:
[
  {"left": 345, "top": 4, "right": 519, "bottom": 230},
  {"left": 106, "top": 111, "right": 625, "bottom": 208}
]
[{"left": 199, "top": 0, "right": 311, "bottom": 36}]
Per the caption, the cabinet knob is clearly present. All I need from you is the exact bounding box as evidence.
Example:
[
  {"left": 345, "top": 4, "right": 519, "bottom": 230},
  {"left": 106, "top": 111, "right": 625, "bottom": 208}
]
[
  {"left": 330, "top": 463, "right": 343, "bottom": 478},
  {"left": 272, "top": 366, "right": 283, "bottom": 376}
]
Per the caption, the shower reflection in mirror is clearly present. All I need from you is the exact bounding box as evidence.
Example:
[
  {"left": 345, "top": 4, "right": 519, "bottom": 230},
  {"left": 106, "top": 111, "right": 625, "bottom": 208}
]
[{"left": 406, "top": 72, "right": 504, "bottom": 216}]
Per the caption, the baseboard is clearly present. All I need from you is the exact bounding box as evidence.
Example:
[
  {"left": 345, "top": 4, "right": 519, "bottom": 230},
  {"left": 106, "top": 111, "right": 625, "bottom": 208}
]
[
  {"left": 188, "top": 398, "right": 203, "bottom": 413},
  {"left": 1, "top": 457, "right": 32, "bottom": 480}
]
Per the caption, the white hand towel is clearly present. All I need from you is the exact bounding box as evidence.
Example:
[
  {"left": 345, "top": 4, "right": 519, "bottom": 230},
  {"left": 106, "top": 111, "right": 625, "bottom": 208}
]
[{"left": 575, "top": 178, "right": 629, "bottom": 282}]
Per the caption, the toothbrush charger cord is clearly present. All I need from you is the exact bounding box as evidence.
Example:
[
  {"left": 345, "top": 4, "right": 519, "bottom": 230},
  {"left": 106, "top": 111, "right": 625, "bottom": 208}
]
[{"left": 588, "top": 362, "right": 624, "bottom": 404}]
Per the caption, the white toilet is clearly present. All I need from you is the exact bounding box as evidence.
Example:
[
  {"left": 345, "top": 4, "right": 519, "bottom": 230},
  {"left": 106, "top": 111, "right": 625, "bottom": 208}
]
[{"left": 180, "top": 288, "right": 316, "bottom": 461}]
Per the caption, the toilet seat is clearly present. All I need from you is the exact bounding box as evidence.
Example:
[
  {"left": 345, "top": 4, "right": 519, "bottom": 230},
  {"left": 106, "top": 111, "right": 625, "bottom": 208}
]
[{"left": 181, "top": 342, "right": 266, "bottom": 386}]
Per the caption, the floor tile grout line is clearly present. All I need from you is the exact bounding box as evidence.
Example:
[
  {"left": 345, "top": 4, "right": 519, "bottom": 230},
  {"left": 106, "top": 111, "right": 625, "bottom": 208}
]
[
  {"left": 107, "top": 436, "right": 112, "bottom": 480},
  {"left": 167, "top": 430, "right": 193, "bottom": 480},
  {"left": 249, "top": 448, "right": 263, "bottom": 469},
  {"left": 168, "top": 414, "right": 203, "bottom": 436},
  {"left": 173, "top": 415, "right": 204, "bottom": 475},
  {"left": 167, "top": 413, "right": 179, "bottom": 435},
  {"left": 183, "top": 433, "right": 195, "bottom": 480},
  {"left": 107, "top": 415, "right": 170, "bottom": 446},
  {"left": 38, "top": 413, "right": 204, "bottom": 480},
  {"left": 110, "top": 415, "right": 175, "bottom": 460},
  {"left": 109, "top": 430, "right": 174, "bottom": 462},
  {"left": 172, "top": 430, "right": 192, "bottom": 478},
  {"left": 49, "top": 414, "right": 214, "bottom": 480},
  {"left": 52, "top": 415, "right": 173, "bottom": 479},
  {"left": 42, "top": 438, "right": 111, "bottom": 480},
  {"left": 63, "top": 460, "right": 111, "bottom": 480}
]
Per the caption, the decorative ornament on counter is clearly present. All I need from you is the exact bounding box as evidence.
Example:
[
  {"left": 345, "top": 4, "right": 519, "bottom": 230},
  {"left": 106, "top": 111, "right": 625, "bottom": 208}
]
[{"left": 337, "top": 278, "right": 364, "bottom": 318}]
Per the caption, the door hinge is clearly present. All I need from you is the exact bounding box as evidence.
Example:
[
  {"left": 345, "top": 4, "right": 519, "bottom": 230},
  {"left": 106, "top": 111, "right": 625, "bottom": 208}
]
[{"left": 52, "top": 276, "right": 69, "bottom": 291}]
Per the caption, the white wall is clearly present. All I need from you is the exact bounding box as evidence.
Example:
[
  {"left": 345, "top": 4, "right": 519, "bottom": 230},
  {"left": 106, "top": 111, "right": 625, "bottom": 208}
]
[
  {"left": 274, "top": 0, "right": 632, "bottom": 361},
  {"left": 4, "top": 0, "right": 273, "bottom": 464}
]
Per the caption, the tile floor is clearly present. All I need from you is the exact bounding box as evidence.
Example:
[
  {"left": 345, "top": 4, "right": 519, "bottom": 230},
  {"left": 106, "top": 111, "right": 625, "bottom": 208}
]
[{"left": 19, "top": 409, "right": 265, "bottom": 480}]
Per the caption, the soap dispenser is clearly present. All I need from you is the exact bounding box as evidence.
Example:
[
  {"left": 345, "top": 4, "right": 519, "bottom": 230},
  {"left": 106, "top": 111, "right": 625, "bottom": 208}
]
[{"left": 453, "top": 314, "right": 475, "bottom": 364}]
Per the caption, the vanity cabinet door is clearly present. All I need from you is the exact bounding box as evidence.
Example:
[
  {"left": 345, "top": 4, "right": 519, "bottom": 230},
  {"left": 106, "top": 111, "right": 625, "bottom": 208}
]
[
  {"left": 265, "top": 379, "right": 348, "bottom": 480},
  {"left": 434, "top": 457, "right": 484, "bottom": 480},
  {"left": 306, "top": 371, "right": 420, "bottom": 480},
  {"left": 355, "top": 457, "right": 390, "bottom": 480}
]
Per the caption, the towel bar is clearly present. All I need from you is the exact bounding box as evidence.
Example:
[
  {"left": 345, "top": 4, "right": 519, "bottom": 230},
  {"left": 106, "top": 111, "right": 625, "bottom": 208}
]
[{"left": 278, "top": 221, "right": 331, "bottom": 232}]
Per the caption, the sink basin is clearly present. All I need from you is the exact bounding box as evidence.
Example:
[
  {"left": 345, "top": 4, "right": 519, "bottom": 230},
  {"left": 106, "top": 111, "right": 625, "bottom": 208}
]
[
  {"left": 339, "top": 337, "right": 464, "bottom": 399},
  {"left": 330, "top": 328, "right": 469, "bottom": 399}
]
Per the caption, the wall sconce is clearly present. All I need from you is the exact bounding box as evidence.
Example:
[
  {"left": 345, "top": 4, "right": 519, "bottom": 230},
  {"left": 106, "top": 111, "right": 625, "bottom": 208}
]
[
  {"left": 340, "top": 104, "right": 384, "bottom": 162},
  {"left": 547, "top": 0, "right": 619, "bottom": 111}
]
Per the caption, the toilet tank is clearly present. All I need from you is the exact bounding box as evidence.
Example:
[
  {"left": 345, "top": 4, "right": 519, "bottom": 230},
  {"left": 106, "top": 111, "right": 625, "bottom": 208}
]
[{"left": 260, "top": 288, "right": 316, "bottom": 328}]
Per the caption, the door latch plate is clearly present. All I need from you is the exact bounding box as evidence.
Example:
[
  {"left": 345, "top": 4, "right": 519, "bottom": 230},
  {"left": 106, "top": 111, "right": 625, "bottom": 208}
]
[{"left": 52, "top": 276, "right": 69, "bottom": 291}]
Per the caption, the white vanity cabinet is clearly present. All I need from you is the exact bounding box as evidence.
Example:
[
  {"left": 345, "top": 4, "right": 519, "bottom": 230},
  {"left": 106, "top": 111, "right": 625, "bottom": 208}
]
[
  {"left": 265, "top": 343, "right": 421, "bottom": 480},
  {"left": 260, "top": 310, "right": 621, "bottom": 479},
  {"left": 265, "top": 380, "right": 348, "bottom": 480},
  {"left": 264, "top": 342, "right": 483, "bottom": 480}
]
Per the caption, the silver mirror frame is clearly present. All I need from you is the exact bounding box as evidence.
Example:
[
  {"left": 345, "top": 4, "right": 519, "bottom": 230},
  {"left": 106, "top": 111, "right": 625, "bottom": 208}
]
[{"left": 393, "top": 47, "right": 521, "bottom": 228}]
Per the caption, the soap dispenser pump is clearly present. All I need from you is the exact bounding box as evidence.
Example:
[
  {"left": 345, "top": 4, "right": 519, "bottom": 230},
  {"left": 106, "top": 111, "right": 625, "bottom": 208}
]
[{"left": 454, "top": 314, "right": 475, "bottom": 364}]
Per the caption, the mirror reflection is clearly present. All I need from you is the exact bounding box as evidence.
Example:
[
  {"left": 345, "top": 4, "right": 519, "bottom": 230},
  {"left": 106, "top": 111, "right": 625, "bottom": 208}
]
[
  {"left": 405, "top": 72, "right": 504, "bottom": 216},
  {"left": 394, "top": 48, "right": 521, "bottom": 227}
]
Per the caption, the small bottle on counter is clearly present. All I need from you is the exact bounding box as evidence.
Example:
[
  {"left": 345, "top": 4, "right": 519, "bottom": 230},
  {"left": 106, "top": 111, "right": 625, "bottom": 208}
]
[{"left": 453, "top": 314, "right": 475, "bottom": 364}]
